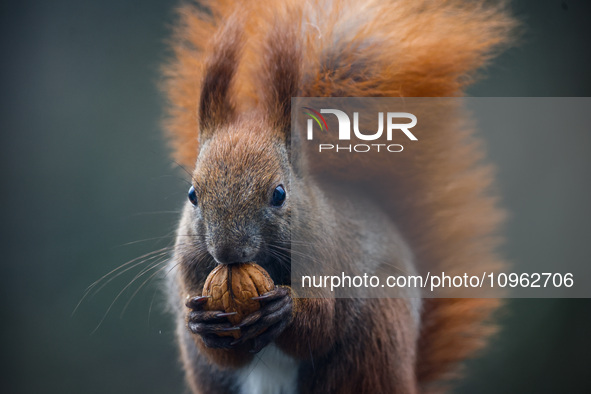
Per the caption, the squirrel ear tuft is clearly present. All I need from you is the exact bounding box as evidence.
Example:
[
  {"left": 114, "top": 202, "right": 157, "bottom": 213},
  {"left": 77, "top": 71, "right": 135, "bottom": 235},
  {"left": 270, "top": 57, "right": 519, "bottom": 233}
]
[
  {"left": 258, "top": 21, "right": 302, "bottom": 146},
  {"left": 198, "top": 15, "right": 244, "bottom": 140}
]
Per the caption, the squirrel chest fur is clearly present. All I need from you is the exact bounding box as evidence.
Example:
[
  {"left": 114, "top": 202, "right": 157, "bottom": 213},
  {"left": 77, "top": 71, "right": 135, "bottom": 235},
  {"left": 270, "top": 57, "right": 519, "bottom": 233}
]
[{"left": 162, "top": 0, "right": 515, "bottom": 393}]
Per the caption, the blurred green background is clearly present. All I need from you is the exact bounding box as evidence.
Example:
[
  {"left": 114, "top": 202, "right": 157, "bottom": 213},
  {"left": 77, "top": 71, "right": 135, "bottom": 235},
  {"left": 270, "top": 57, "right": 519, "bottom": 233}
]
[{"left": 1, "top": 0, "right": 589, "bottom": 393}]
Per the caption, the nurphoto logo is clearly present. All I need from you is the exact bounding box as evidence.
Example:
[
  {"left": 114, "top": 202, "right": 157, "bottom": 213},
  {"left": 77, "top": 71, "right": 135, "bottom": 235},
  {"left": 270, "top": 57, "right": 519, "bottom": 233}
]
[{"left": 303, "top": 108, "right": 417, "bottom": 153}]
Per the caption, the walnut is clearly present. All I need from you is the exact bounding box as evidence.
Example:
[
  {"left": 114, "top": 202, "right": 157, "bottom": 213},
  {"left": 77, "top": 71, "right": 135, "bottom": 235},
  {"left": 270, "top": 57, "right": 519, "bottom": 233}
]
[{"left": 202, "top": 262, "right": 275, "bottom": 338}]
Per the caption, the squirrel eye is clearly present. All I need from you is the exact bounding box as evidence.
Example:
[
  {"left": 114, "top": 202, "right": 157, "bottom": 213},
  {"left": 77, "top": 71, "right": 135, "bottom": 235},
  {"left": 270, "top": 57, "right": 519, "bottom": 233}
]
[
  {"left": 270, "top": 185, "right": 286, "bottom": 207},
  {"left": 188, "top": 185, "right": 198, "bottom": 206}
]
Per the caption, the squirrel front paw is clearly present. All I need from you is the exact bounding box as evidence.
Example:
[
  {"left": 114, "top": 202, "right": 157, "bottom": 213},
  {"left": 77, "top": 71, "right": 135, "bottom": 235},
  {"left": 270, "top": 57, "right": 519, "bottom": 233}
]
[
  {"left": 185, "top": 295, "right": 241, "bottom": 349},
  {"left": 185, "top": 287, "right": 293, "bottom": 353},
  {"left": 232, "top": 286, "right": 293, "bottom": 353}
]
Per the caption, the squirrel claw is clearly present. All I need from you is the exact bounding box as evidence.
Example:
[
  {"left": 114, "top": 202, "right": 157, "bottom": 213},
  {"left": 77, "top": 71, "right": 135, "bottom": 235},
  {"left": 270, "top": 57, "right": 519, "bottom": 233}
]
[
  {"left": 216, "top": 312, "right": 238, "bottom": 318},
  {"left": 251, "top": 294, "right": 272, "bottom": 301},
  {"left": 251, "top": 286, "right": 289, "bottom": 301},
  {"left": 185, "top": 295, "right": 211, "bottom": 309}
]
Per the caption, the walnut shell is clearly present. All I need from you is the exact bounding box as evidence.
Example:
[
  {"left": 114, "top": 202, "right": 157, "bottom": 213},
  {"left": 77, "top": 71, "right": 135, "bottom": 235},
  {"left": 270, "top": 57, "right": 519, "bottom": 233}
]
[{"left": 202, "top": 262, "right": 275, "bottom": 338}]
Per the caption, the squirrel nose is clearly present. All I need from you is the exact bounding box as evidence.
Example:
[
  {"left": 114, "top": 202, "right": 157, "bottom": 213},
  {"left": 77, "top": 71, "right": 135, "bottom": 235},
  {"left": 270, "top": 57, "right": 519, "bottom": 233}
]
[{"left": 211, "top": 244, "right": 258, "bottom": 265}]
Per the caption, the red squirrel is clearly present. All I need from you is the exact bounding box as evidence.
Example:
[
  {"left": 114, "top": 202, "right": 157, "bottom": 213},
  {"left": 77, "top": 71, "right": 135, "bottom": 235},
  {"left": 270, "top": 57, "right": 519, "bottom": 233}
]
[{"left": 162, "top": 1, "right": 516, "bottom": 392}]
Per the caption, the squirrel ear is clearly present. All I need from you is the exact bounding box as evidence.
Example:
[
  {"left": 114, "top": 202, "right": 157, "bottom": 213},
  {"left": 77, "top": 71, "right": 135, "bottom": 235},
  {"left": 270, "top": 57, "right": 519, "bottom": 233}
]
[
  {"left": 198, "top": 16, "right": 244, "bottom": 140},
  {"left": 258, "top": 22, "right": 302, "bottom": 146}
]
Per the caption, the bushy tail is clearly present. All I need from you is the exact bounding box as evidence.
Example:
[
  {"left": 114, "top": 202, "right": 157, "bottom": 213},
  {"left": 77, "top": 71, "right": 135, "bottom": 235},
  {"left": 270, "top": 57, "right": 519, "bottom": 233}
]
[{"left": 163, "top": 1, "right": 517, "bottom": 391}]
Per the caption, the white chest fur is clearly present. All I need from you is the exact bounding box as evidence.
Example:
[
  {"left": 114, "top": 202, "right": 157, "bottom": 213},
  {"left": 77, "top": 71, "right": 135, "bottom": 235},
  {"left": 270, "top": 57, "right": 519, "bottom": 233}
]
[{"left": 235, "top": 344, "right": 299, "bottom": 394}]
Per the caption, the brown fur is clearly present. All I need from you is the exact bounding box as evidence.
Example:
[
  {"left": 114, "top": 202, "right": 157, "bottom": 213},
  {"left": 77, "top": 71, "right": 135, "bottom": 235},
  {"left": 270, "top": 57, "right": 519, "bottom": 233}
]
[{"left": 163, "top": 0, "right": 517, "bottom": 392}]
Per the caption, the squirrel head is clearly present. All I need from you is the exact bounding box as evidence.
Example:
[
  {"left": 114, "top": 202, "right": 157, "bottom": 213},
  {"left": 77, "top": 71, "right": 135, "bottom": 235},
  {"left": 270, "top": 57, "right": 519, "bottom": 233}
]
[{"left": 187, "top": 118, "right": 292, "bottom": 267}]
